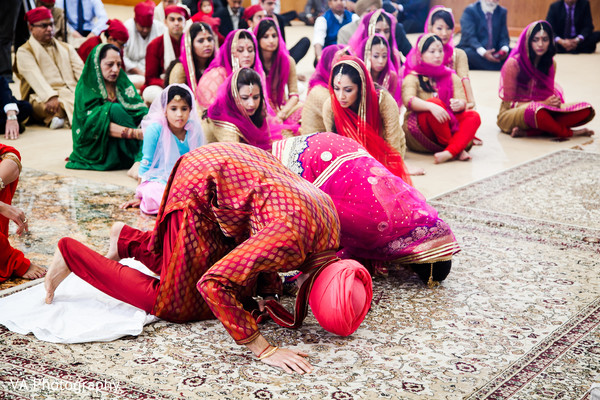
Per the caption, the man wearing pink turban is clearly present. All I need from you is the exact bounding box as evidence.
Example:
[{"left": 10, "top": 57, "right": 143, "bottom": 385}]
[{"left": 45, "top": 142, "right": 372, "bottom": 374}]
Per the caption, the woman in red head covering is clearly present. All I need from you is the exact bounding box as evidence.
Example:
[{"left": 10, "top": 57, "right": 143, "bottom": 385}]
[
  {"left": 402, "top": 33, "right": 481, "bottom": 164},
  {"left": 497, "top": 21, "right": 595, "bottom": 138},
  {"left": 323, "top": 56, "right": 412, "bottom": 183}
]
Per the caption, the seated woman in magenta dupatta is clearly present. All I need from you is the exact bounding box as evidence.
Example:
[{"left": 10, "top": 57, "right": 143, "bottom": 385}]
[
  {"left": 272, "top": 132, "right": 460, "bottom": 285},
  {"left": 425, "top": 6, "right": 476, "bottom": 111},
  {"left": 357, "top": 34, "right": 401, "bottom": 105},
  {"left": 203, "top": 68, "right": 282, "bottom": 151},
  {"left": 497, "top": 20, "right": 595, "bottom": 138},
  {"left": 66, "top": 44, "right": 149, "bottom": 171},
  {"left": 348, "top": 10, "right": 402, "bottom": 73},
  {"left": 196, "top": 29, "right": 265, "bottom": 111},
  {"left": 121, "top": 84, "right": 205, "bottom": 215},
  {"left": 402, "top": 34, "right": 481, "bottom": 164},
  {"left": 254, "top": 18, "right": 302, "bottom": 129},
  {"left": 45, "top": 142, "right": 372, "bottom": 374},
  {"left": 167, "top": 22, "right": 218, "bottom": 98},
  {"left": 323, "top": 56, "right": 412, "bottom": 183},
  {"left": 300, "top": 44, "right": 347, "bottom": 135}
]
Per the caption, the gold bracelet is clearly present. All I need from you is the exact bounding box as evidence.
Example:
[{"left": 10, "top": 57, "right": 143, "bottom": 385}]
[
  {"left": 258, "top": 346, "right": 279, "bottom": 360},
  {"left": 0, "top": 177, "right": 4, "bottom": 190}
]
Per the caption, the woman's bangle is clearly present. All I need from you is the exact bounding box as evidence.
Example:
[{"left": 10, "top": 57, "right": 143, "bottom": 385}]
[
  {"left": 256, "top": 344, "right": 271, "bottom": 358},
  {"left": 121, "top": 127, "right": 130, "bottom": 139},
  {"left": 258, "top": 346, "right": 279, "bottom": 360}
]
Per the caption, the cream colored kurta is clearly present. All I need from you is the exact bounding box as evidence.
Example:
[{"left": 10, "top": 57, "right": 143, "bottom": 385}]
[
  {"left": 14, "top": 37, "right": 83, "bottom": 124},
  {"left": 322, "top": 89, "right": 407, "bottom": 157},
  {"left": 300, "top": 85, "right": 329, "bottom": 135}
]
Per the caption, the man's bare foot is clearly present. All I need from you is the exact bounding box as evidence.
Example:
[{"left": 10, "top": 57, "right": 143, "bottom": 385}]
[
  {"left": 106, "top": 222, "right": 125, "bottom": 261},
  {"left": 511, "top": 126, "right": 527, "bottom": 138},
  {"left": 21, "top": 264, "right": 47, "bottom": 279},
  {"left": 572, "top": 127, "right": 594, "bottom": 137},
  {"left": 457, "top": 150, "right": 472, "bottom": 161},
  {"left": 434, "top": 150, "right": 453, "bottom": 164},
  {"left": 472, "top": 137, "right": 483, "bottom": 146},
  {"left": 44, "top": 248, "right": 71, "bottom": 304}
]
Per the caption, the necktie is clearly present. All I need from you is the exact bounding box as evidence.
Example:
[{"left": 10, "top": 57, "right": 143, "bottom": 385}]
[
  {"left": 77, "top": 0, "right": 84, "bottom": 35},
  {"left": 566, "top": 6, "right": 575, "bottom": 38},
  {"left": 486, "top": 13, "right": 493, "bottom": 50}
]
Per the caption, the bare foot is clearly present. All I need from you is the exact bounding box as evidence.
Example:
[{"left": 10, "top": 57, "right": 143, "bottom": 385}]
[
  {"left": 572, "top": 127, "right": 594, "bottom": 137},
  {"left": 44, "top": 248, "right": 71, "bottom": 304},
  {"left": 457, "top": 150, "right": 472, "bottom": 161},
  {"left": 472, "top": 137, "right": 483, "bottom": 146},
  {"left": 407, "top": 164, "right": 426, "bottom": 176},
  {"left": 21, "top": 264, "right": 47, "bottom": 280},
  {"left": 106, "top": 222, "right": 125, "bottom": 261},
  {"left": 511, "top": 126, "right": 527, "bottom": 138},
  {"left": 127, "top": 161, "right": 140, "bottom": 180},
  {"left": 434, "top": 150, "right": 453, "bottom": 164}
]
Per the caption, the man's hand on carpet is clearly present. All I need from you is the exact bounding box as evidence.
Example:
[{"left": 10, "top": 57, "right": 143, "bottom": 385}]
[{"left": 260, "top": 347, "right": 313, "bottom": 374}]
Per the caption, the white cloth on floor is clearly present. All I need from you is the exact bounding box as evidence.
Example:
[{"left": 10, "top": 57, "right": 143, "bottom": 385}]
[{"left": 0, "top": 258, "right": 159, "bottom": 344}]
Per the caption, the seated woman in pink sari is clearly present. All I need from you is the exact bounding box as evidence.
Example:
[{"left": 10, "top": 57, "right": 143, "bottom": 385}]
[
  {"left": 357, "top": 34, "right": 400, "bottom": 105},
  {"left": 254, "top": 18, "right": 302, "bottom": 130},
  {"left": 196, "top": 29, "right": 266, "bottom": 111},
  {"left": 167, "top": 22, "right": 218, "bottom": 97},
  {"left": 203, "top": 68, "right": 281, "bottom": 151},
  {"left": 272, "top": 132, "right": 460, "bottom": 285},
  {"left": 348, "top": 9, "right": 402, "bottom": 73},
  {"left": 497, "top": 21, "right": 595, "bottom": 138}
]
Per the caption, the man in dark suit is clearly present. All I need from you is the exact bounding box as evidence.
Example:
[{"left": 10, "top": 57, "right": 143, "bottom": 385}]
[
  {"left": 546, "top": 0, "right": 600, "bottom": 53},
  {"left": 1, "top": 77, "right": 32, "bottom": 140},
  {"left": 457, "top": 0, "right": 510, "bottom": 71},
  {"left": 214, "top": 0, "right": 248, "bottom": 39}
]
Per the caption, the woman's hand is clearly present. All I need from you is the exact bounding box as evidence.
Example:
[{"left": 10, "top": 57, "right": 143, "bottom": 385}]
[
  {"left": 260, "top": 347, "right": 313, "bottom": 374},
  {"left": 428, "top": 102, "right": 451, "bottom": 123},
  {"left": 0, "top": 202, "right": 28, "bottom": 235},
  {"left": 544, "top": 95, "right": 561, "bottom": 108},
  {"left": 119, "top": 197, "right": 141, "bottom": 209},
  {"left": 449, "top": 98, "right": 466, "bottom": 113}
]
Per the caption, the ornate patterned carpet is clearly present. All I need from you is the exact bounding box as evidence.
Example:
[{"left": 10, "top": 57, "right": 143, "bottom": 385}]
[{"left": 1, "top": 149, "right": 599, "bottom": 399}]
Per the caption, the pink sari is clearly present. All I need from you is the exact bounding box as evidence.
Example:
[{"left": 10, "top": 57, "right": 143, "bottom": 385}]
[
  {"left": 499, "top": 20, "right": 594, "bottom": 131},
  {"left": 272, "top": 132, "right": 460, "bottom": 276}
]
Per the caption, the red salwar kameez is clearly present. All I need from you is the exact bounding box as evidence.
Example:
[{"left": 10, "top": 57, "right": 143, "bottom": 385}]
[{"left": 57, "top": 142, "right": 341, "bottom": 344}]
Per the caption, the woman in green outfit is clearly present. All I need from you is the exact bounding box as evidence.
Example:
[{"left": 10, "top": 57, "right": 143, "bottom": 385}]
[{"left": 66, "top": 44, "right": 149, "bottom": 171}]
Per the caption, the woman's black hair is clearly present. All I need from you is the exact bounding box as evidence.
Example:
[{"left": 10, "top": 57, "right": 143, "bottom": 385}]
[
  {"left": 256, "top": 19, "right": 279, "bottom": 70},
  {"left": 369, "top": 34, "right": 389, "bottom": 49},
  {"left": 167, "top": 85, "right": 193, "bottom": 107},
  {"left": 527, "top": 21, "right": 555, "bottom": 75},
  {"left": 98, "top": 44, "right": 120, "bottom": 62},
  {"left": 430, "top": 9, "right": 454, "bottom": 30},
  {"left": 418, "top": 35, "right": 443, "bottom": 93},
  {"left": 237, "top": 29, "right": 254, "bottom": 43},
  {"left": 376, "top": 11, "right": 392, "bottom": 27},
  {"left": 236, "top": 68, "right": 265, "bottom": 127},
  {"left": 330, "top": 62, "right": 362, "bottom": 111}
]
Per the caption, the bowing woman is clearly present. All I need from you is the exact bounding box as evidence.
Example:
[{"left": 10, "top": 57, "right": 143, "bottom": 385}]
[
  {"left": 497, "top": 20, "right": 595, "bottom": 138},
  {"left": 167, "top": 22, "right": 218, "bottom": 95},
  {"left": 66, "top": 44, "right": 149, "bottom": 171},
  {"left": 196, "top": 29, "right": 265, "bottom": 111},
  {"left": 323, "top": 56, "right": 413, "bottom": 183},
  {"left": 401, "top": 34, "right": 481, "bottom": 164},
  {"left": 272, "top": 132, "right": 460, "bottom": 285},
  {"left": 203, "top": 68, "right": 282, "bottom": 151},
  {"left": 254, "top": 18, "right": 302, "bottom": 127}
]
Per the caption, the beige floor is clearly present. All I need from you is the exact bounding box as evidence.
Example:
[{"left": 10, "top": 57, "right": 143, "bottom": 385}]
[{"left": 3, "top": 4, "right": 599, "bottom": 199}]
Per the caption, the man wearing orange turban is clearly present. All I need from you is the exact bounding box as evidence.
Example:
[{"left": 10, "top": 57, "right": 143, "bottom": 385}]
[{"left": 77, "top": 19, "right": 130, "bottom": 63}]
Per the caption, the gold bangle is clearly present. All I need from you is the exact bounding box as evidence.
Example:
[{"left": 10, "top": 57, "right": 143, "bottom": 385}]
[
  {"left": 0, "top": 177, "right": 5, "bottom": 190},
  {"left": 258, "top": 346, "right": 279, "bottom": 360}
]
